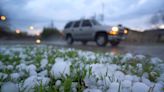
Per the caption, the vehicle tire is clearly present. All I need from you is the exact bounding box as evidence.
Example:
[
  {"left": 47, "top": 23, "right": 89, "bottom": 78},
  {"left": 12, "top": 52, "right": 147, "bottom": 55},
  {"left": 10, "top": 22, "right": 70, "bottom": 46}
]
[
  {"left": 95, "top": 33, "right": 108, "bottom": 47},
  {"left": 66, "top": 35, "right": 73, "bottom": 45},
  {"left": 110, "top": 40, "right": 120, "bottom": 46},
  {"left": 81, "top": 41, "right": 87, "bottom": 45}
]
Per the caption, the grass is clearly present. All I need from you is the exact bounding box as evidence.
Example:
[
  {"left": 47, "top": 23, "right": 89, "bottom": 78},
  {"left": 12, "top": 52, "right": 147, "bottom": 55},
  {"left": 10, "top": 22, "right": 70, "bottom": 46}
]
[{"left": 0, "top": 46, "right": 163, "bottom": 92}]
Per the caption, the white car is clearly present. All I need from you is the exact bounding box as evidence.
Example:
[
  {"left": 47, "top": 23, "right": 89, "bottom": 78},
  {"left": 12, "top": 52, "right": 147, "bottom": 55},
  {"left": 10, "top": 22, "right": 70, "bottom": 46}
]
[{"left": 63, "top": 19, "right": 128, "bottom": 46}]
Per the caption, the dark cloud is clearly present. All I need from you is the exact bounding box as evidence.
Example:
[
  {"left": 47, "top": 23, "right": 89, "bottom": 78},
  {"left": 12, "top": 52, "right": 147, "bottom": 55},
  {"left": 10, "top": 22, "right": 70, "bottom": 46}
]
[
  {"left": 1, "top": 0, "right": 164, "bottom": 31},
  {"left": 106, "top": 0, "right": 164, "bottom": 20}
]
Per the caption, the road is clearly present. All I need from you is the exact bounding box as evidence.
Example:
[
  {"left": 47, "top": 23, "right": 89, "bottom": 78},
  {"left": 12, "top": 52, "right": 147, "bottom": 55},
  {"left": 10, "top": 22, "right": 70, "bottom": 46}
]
[
  {"left": 0, "top": 40, "right": 164, "bottom": 60},
  {"left": 49, "top": 41, "right": 164, "bottom": 60}
]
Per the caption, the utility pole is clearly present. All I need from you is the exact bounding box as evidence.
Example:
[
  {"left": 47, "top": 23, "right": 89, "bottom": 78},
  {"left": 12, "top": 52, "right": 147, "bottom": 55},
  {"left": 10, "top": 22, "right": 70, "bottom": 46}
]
[
  {"left": 100, "top": 0, "right": 105, "bottom": 23},
  {"left": 50, "top": 20, "right": 54, "bottom": 28},
  {"left": 91, "top": 13, "right": 96, "bottom": 20}
]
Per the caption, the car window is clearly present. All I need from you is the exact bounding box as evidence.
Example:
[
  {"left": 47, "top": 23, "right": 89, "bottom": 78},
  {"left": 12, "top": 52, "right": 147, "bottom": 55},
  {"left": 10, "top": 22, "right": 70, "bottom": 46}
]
[
  {"left": 64, "top": 22, "right": 73, "bottom": 29},
  {"left": 73, "top": 21, "right": 80, "bottom": 28},
  {"left": 82, "top": 20, "right": 92, "bottom": 27}
]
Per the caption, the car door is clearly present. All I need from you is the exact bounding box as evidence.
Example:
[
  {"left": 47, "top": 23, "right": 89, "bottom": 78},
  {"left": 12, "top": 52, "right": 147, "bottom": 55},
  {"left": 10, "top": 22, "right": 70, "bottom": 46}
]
[
  {"left": 64, "top": 21, "right": 73, "bottom": 36},
  {"left": 71, "top": 21, "right": 81, "bottom": 40},
  {"left": 80, "top": 20, "right": 93, "bottom": 40}
]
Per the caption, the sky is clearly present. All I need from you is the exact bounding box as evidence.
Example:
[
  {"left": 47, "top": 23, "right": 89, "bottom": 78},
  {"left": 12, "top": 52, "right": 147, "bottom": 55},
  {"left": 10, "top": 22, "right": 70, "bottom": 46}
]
[{"left": 0, "top": 0, "right": 164, "bottom": 34}]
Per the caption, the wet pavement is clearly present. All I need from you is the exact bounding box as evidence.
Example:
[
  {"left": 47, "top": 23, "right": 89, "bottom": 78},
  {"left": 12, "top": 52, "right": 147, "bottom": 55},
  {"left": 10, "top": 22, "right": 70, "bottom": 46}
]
[
  {"left": 46, "top": 41, "right": 164, "bottom": 60},
  {"left": 0, "top": 40, "right": 164, "bottom": 60}
]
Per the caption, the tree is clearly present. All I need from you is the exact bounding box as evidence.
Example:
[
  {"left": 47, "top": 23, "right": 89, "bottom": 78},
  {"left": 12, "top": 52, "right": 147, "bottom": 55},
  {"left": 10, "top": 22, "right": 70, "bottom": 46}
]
[{"left": 41, "top": 27, "right": 61, "bottom": 39}]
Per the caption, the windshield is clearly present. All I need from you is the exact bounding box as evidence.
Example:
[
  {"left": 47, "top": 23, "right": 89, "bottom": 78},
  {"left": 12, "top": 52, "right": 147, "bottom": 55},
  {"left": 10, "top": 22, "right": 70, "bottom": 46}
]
[{"left": 92, "top": 20, "right": 101, "bottom": 25}]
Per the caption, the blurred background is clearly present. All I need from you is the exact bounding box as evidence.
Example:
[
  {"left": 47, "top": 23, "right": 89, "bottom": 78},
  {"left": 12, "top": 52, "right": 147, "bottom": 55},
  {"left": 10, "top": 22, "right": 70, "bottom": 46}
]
[
  {"left": 0, "top": 0, "right": 164, "bottom": 43},
  {"left": 0, "top": 0, "right": 164, "bottom": 60}
]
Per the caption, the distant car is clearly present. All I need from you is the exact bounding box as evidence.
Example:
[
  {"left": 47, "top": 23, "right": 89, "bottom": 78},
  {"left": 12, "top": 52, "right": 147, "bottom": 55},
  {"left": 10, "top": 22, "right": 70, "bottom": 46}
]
[{"left": 63, "top": 19, "right": 128, "bottom": 46}]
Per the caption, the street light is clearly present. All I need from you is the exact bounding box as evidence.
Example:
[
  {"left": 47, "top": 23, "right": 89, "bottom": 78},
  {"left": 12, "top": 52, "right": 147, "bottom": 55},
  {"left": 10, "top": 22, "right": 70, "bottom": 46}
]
[
  {"left": 36, "top": 32, "right": 40, "bottom": 36},
  {"left": 29, "top": 26, "right": 34, "bottom": 30},
  {"left": 16, "top": 29, "right": 21, "bottom": 34},
  {"left": 0, "top": 16, "right": 6, "bottom": 21}
]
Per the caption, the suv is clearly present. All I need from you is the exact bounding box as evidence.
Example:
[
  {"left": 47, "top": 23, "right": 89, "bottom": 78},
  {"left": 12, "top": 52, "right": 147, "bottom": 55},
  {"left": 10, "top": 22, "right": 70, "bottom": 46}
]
[{"left": 63, "top": 19, "right": 128, "bottom": 46}]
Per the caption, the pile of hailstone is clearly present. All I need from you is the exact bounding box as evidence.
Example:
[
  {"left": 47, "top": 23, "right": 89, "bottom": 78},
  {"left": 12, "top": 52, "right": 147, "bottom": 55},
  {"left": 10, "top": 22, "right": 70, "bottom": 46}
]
[{"left": 0, "top": 45, "right": 163, "bottom": 92}]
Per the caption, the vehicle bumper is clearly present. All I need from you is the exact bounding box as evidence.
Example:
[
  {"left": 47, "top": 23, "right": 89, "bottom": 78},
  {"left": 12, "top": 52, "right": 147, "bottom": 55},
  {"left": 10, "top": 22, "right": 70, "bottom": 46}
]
[{"left": 108, "top": 35, "right": 127, "bottom": 41}]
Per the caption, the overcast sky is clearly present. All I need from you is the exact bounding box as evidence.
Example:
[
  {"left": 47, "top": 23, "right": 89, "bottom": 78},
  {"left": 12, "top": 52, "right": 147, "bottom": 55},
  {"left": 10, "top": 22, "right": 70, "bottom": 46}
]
[{"left": 0, "top": 0, "right": 164, "bottom": 34}]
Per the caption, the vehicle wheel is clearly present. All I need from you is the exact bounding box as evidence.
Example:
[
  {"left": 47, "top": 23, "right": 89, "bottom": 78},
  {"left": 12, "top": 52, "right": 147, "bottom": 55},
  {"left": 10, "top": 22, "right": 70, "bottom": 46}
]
[
  {"left": 81, "top": 41, "right": 87, "bottom": 45},
  {"left": 66, "top": 35, "right": 73, "bottom": 45},
  {"left": 95, "top": 33, "right": 108, "bottom": 47},
  {"left": 110, "top": 40, "right": 120, "bottom": 46}
]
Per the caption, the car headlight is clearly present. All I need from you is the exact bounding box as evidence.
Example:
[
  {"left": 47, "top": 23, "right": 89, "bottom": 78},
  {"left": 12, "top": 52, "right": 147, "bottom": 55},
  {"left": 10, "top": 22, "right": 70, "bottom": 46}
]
[
  {"left": 108, "top": 27, "right": 119, "bottom": 35},
  {"left": 112, "top": 27, "right": 119, "bottom": 32},
  {"left": 124, "top": 29, "right": 128, "bottom": 34}
]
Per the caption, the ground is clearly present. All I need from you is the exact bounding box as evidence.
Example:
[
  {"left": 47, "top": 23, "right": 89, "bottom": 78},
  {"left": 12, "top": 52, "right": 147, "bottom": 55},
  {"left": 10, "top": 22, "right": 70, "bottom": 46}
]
[
  {"left": 0, "top": 44, "right": 164, "bottom": 92},
  {"left": 1, "top": 40, "right": 164, "bottom": 60}
]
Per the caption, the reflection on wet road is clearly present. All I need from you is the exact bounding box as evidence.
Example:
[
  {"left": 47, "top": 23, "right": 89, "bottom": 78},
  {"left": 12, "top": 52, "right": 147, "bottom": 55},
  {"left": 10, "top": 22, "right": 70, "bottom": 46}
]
[
  {"left": 53, "top": 41, "right": 164, "bottom": 60},
  {"left": 0, "top": 40, "right": 164, "bottom": 60}
]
